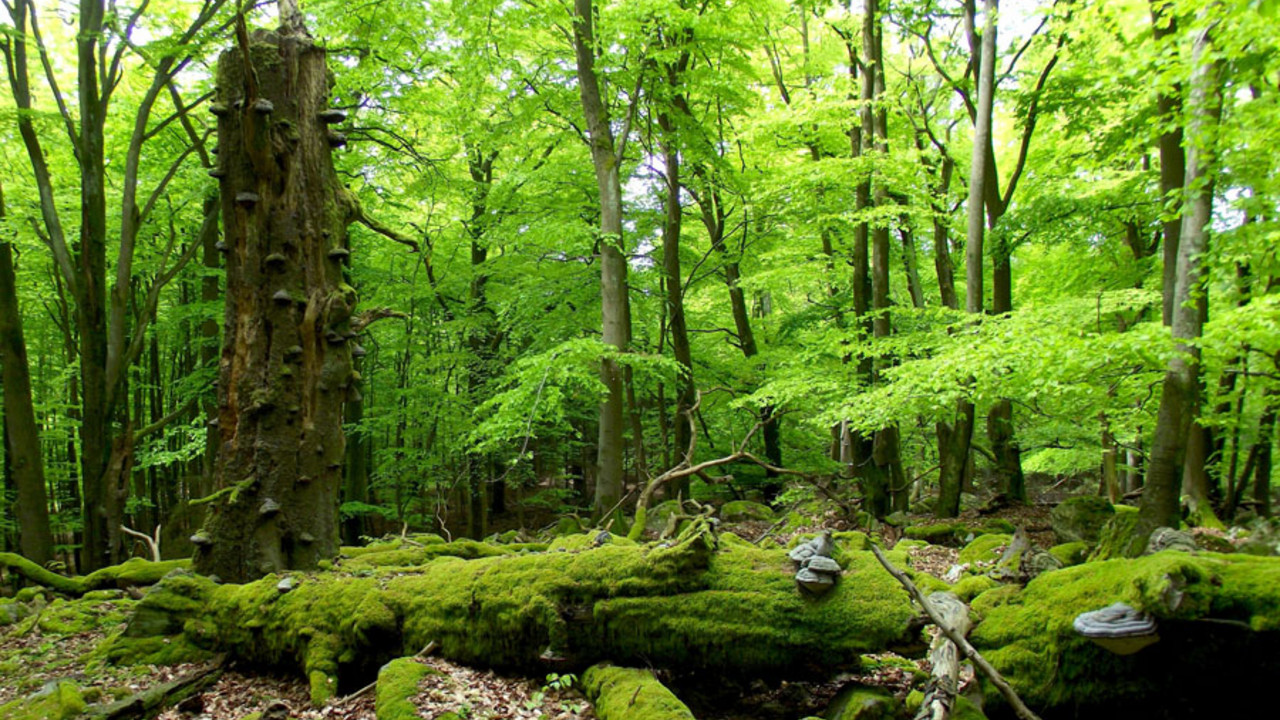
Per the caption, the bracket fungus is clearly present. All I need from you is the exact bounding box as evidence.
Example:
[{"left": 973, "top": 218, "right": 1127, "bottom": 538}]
[
  {"left": 318, "top": 108, "right": 347, "bottom": 124},
  {"left": 789, "top": 530, "right": 840, "bottom": 595},
  {"left": 1073, "top": 602, "right": 1159, "bottom": 655}
]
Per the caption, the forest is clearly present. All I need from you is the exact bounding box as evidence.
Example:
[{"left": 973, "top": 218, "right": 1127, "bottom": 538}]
[{"left": 0, "top": 0, "right": 1277, "bottom": 718}]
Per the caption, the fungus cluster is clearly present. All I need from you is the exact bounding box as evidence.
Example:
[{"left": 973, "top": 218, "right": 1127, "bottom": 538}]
[{"left": 788, "top": 530, "right": 841, "bottom": 594}]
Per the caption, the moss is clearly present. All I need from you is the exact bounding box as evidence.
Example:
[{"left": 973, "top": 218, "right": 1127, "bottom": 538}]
[
  {"left": 309, "top": 669, "right": 336, "bottom": 706},
  {"left": 952, "top": 575, "right": 999, "bottom": 602},
  {"left": 1050, "top": 496, "right": 1115, "bottom": 544},
  {"left": 1049, "top": 542, "right": 1089, "bottom": 567},
  {"left": 583, "top": 664, "right": 695, "bottom": 720},
  {"left": 98, "top": 632, "right": 214, "bottom": 666},
  {"left": 0, "top": 553, "right": 188, "bottom": 597},
  {"left": 0, "top": 681, "right": 86, "bottom": 720},
  {"left": 905, "top": 519, "right": 1016, "bottom": 546},
  {"left": 958, "top": 534, "right": 1012, "bottom": 566},
  {"left": 340, "top": 539, "right": 514, "bottom": 570},
  {"left": 970, "top": 552, "right": 1280, "bottom": 713},
  {"left": 548, "top": 532, "right": 635, "bottom": 552},
  {"left": 375, "top": 657, "right": 437, "bottom": 720},
  {"left": 952, "top": 695, "right": 988, "bottom": 720},
  {"left": 826, "top": 685, "right": 898, "bottom": 720},
  {"left": 721, "top": 500, "right": 774, "bottom": 523},
  {"left": 1089, "top": 505, "right": 1144, "bottom": 560}
]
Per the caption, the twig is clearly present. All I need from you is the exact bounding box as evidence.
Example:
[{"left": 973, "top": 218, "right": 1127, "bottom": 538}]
[{"left": 869, "top": 544, "right": 1043, "bottom": 720}]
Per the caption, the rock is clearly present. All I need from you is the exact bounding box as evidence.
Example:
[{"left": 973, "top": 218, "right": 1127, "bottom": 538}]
[
  {"left": 720, "top": 500, "right": 774, "bottom": 523},
  {"left": 1051, "top": 496, "right": 1115, "bottom": 544},
  {"left": 789, "top": 530, "right": 835, "bottom": 564},
  {"left": 1048, "top": 541, "right": 1089, "bottom": 567},
  {"left": 1145, "top": 527, "right": 1196, "bottom": 554},
  {"left": 884, "top": 511, "right": 909, "bottom": 527},
  {"left": 277, "top": 577, "right": 297, "bottom": 594}
]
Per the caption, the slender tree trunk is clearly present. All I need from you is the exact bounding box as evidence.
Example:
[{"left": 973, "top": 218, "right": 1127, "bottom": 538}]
[
  {"left": 573, "top": 0, "right": 631, "bottom": 521},
  {"left": 200, "top": 193, "right": 221, "bottom": 505},
  {"left": 1139, "top": 28, "right": 1221, "bottom": 534},
  {"left": 0, "top": 184, "right": 55, "bottom": 565},
  {"left": 194, "top": 11, "right": 357, "bottom": 582},
  {"left": 1150, "top": 0, "right": 1186, "bottom": 327},
  {"left": 657, "top": 58, "right": 696, "bottom": 500}
]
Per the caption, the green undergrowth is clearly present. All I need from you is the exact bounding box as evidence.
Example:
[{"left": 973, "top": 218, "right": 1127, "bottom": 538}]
[
  {"left": 115, "top": 529, "right": 919, "bottom": 705},
  {"left": 375, "top": 657, "right": 439, "bottom": 720},
  {"left": 583, "top": 664, "right": 695, "bottom": 720},
  {"left": 969, "top": 551, "right": 1280, "bottom": 712}
]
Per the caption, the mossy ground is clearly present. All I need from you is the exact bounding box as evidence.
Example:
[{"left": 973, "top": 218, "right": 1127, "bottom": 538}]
[{"left": 375, "top": 657, "right": 438, "bottom": 720}]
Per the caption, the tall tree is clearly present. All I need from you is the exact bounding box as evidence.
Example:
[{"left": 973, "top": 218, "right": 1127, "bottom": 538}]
[
  {"left": 1139, "top": 22, "right": 1222, "bottom": 535},
  {"left": 572, "top": 0, "right": 635, "bottom": 520}
]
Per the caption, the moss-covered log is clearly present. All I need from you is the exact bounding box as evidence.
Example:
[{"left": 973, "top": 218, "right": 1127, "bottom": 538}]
[
  {"left": 0, "top": 554, "right": 189, "bottom": 597},
  {"left": 970, "top": 551, "right": 1280, "bottom": 716},
  {"left": 114, "top": 532, "right": 920, "bottom": 703},
  {"left": 583, "top": 664, "right": 695, "bottom": 720}
]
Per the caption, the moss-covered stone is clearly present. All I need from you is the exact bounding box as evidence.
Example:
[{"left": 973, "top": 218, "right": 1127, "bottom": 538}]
[
  {"left": 825, "top": 685, "right": 898, "bottom": 720},
  {"left": 952, "top": 575, "right": 999, "bottom": 602},
  {"left": 583, "top": 664, "right": 695, "bottom": 720},
  {"left": 721, "top": 500, "right": 774, "bottom": 523},
  {"left": 548, "top": 532, "right": 636, "bottom": 552},
  {"left": 0, "top": 681, "right": 86, "bottom": 720},
  {"left": 375, "top": 657, "right": 437, "bottom": 720},
  {"left": 1089, "top": 505, "right": 1144, "bottom": 560},
  {"left": 1051, "top": 496, "right": 1115, "bottom": 544},
  {"left": 958, "top": 534, "right": 1012, "bottom": 566},
  {"left": 1048, "top": 542, "right": 1089, "bottom": 567},
  {"left": 970, "top": 552, "right": 1280, "bottom": 715}
]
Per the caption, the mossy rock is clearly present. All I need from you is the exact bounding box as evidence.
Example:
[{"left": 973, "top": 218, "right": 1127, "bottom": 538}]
[
  {"left": 583, "top": 664, "right": 695, "bottom": 720},
  {"left": 970, "top": 552, "right": 1280, "bottom": 715},
  {"left": 952, "top": 575, "right": 1000, "bottom": 602},
  {"left": 825, "top": 684, "right": 899, "bottom": 720},
  {"left": 720, "top": 500, "right": 775, "bottom": 523},
  {"left": 555, "top": 516, "right": 584, "bottom": 536},
  {"left": 340, "top": 539, "right": 515, "bottom": 570},
  {"left": 958, "top": 534, "right": 1012, "bottom": 567},
  {"left": 1051, "top": 496, "right": 1115, "bottom": 544},
  {"left": 0, "top": 681, "right": 86, "bottom": 720},
  {"left": 1089, "top": 505, "right": 1144, "bottom": 561},
  {"left": 375, "top": 657, "right": 438, "bottom": 720},
  {"left": 1048, "top": 542, "right": 1089, "bottom": 567},
  {"left": 643, "top": 501, "right": 683, "bottom": 535}
]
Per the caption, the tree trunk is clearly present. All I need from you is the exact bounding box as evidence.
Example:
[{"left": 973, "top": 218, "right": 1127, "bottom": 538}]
[
  {"left": 935, "top": 401, "right": 974, "bottom": 518},
  {"left": 0, "top": 183, "right": 55, "bottom": 565},
  {"left": 1139, "top": 28, "right": 1220, "bottom": 534},
  {"left": 1150, "top": 0, "right": 1186, "bottom": 327},
  {"left": 573, "top": 0, "right": 631, "bottom": 520},
  {"left": 342, "top": 358, "right": 368, "bottom": 545},
  {"left": 193, "top": 15, "right": 358, "bottom": 583}
]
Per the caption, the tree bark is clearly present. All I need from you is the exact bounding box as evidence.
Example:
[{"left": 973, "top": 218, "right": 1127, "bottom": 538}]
[
  {"left": 0, "top": 183, "right": 55, "bottom": 565},
  {"left": 193, "top": 15, "right": 358, "bottom": 582},
  {"left": 1139, "top": 28, "right": 1221, "bottom": 534},
  {"left": 1150, "top": 0, "right": 1186, "bottom": 327}
]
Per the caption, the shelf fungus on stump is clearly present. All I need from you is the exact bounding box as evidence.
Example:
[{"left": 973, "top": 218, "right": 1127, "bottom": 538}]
[
  {"left": 1073, "top": 602, "right": 1159, "bottom": 655},
  {"left": 790, "top": 530, "right": 841, "bottom": 595}
]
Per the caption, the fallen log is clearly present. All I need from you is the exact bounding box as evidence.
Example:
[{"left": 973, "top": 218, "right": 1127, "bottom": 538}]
[
  {"left": 110, "top": 529, "right": 922, "bottom": 705},
  {"left": 584, "top": 664, "right": 695, "bottom": 720},
  {"left": 86, "top": 657, "right": 225, "bottom": 719},
  {"left": 0, "top": 554, "right": 190, "bottom": 598}
]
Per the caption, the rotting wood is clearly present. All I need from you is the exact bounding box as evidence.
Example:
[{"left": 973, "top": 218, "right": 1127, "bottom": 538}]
[{"left": 915, "top": 591, "right": 974, "bottom": 720}]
